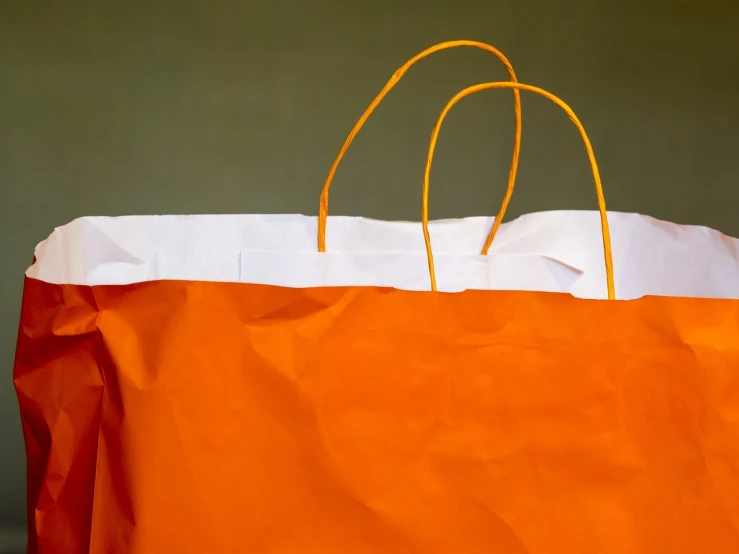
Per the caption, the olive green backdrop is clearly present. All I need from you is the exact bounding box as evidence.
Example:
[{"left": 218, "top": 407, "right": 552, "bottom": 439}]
[{"left": 1, "top": 0, "right": 738, "bottom": 542}]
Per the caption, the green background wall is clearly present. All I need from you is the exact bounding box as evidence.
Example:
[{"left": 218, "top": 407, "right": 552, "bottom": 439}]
[{"left": 1, "top": 0, "right": 738, "bottom": 545}]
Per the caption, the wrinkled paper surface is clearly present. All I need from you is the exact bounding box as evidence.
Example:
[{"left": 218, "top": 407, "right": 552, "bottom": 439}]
[
  {"left": 15, "top": 279, "right": 739, "bottom": 553},
  {"left": 27, "top": 210, "right": 739, "bottom": 299},
  {"left": 15, "top": 210, "right": 739, "bottom": 552}
]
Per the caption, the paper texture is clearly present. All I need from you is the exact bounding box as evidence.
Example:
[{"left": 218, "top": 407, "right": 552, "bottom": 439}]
[
  {"left": 27, "top": 210, "right": 739, "bottom": 299},
  {"left": 16, "top": 278, "right": 739, "bottom": 552}
]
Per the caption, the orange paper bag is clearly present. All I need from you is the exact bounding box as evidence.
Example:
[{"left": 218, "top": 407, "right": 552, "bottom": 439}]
[{"left": 14, "top": 42, "right": 739, "bottom": 553}]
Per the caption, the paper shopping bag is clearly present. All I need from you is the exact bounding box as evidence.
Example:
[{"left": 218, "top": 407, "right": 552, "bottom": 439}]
[{"left": 15, "top": 42, "right": 739, "bottom": 554}]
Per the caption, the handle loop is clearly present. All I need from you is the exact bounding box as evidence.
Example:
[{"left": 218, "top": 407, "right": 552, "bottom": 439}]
[
  {"left": 422, "top": 81, "right": 616, "bottom": 300},
  {"left": 318, "top": 40, "right": 522, "bottom": 252}
]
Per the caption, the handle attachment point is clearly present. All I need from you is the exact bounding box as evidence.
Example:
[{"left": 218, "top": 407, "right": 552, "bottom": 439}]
[
  {"left": 318, "top": 40, "right": 523, "bottom": 253},
  {"left": 422, "top": 82, "right": 615, "bottom": 300}
]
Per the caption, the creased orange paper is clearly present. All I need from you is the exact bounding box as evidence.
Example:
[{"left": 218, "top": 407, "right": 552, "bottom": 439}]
[{"left": 15, "top": 278, "right": 739, "bottom": 553}]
